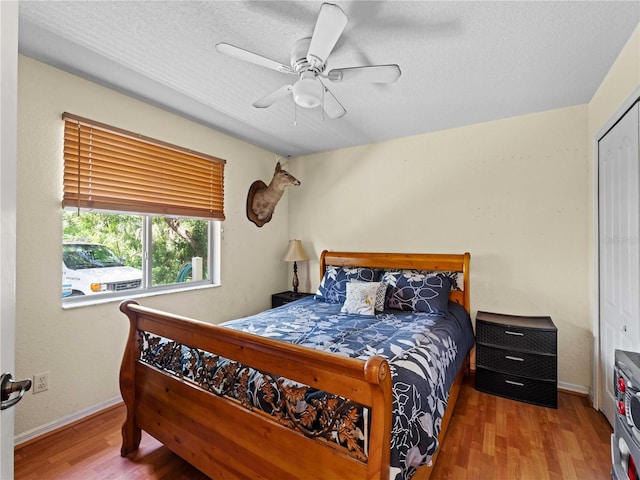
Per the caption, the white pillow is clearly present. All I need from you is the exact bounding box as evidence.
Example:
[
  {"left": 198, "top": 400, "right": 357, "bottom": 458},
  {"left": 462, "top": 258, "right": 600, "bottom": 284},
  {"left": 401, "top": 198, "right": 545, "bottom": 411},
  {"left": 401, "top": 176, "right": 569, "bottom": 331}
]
[{"left": 341, "top": 282, "right": 380, "bottom": 315}]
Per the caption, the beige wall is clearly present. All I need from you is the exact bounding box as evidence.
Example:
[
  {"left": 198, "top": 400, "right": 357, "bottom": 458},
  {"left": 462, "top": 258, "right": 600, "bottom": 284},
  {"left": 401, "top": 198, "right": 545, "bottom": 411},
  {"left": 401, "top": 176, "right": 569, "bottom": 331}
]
[
  {"left": 587, "top": 25, "right": 640, "bottom": 403},
  {"left": 15, "top": 23, "right": 640, "bottom": 438},
  {"left": 589, "top": 25, "right": 639, "bottom": 137},
  {"left": 289, "top": 105, "right": 591, "bottom": 390},
  {"left": 15, "top": 56, "right": 292, "bottom": 436},
  {"left": 287, "top": 23, "right": 640, "bottom": 394}
]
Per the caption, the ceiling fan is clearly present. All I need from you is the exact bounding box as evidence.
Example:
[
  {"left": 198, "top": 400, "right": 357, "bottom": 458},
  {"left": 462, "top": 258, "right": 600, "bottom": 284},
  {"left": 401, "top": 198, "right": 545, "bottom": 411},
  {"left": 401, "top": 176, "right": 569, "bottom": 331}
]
[{"left": 216, "top": 2, "right": 401, "bottom": 119}]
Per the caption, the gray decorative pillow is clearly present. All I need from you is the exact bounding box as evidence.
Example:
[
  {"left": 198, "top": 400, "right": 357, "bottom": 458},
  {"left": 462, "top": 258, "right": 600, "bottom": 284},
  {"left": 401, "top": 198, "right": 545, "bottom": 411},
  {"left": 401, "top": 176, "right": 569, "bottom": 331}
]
[{"left": 373, "top": 282, "right": 387, "bottom": 312}]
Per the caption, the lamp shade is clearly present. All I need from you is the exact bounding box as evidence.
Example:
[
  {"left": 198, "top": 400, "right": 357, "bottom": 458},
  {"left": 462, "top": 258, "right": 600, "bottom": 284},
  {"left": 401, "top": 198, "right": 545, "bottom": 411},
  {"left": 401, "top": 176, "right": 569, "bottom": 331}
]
[{"left": 282, "top": 239, "right": 309, "bottom": 262}]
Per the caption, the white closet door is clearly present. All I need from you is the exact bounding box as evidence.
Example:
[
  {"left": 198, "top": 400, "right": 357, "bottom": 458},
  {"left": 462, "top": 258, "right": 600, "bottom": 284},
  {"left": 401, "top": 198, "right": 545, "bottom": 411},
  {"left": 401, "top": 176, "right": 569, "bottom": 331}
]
[
  {"left": 0, "top": 3, "right": 18, "bottom": 477},
  {"left": 599, "top": 102, "right": 640, "bottom": 426}
]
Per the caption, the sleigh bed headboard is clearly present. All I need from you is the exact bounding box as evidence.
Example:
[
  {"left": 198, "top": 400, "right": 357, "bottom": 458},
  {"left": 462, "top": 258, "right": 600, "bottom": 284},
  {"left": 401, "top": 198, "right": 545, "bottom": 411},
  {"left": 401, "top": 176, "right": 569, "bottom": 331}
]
[{"left": 319, "top": 250, "right": 471, "bottom": 313}]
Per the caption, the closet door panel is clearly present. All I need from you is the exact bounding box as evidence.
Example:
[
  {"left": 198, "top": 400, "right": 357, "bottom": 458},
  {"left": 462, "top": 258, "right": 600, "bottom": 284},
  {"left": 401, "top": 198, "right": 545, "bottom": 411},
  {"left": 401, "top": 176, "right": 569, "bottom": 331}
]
[{"left": 599, "top": 102, "right": 640, "bottom": 426}]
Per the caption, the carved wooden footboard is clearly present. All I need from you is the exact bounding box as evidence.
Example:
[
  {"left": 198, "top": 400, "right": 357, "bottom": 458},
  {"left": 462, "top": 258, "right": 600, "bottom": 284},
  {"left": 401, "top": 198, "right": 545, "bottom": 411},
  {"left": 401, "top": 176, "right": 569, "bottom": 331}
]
[
  {"left": 119, "top": 299, "right": 393, "bottom": 480},
  {"left": 119, "top": 251, "right": 471, "bottom": 480}
]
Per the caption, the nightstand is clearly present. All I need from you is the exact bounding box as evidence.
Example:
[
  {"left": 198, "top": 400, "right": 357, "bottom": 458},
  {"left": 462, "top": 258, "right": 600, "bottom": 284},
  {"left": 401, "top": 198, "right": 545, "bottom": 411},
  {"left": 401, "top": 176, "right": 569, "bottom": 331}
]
[
  {"left": 271, "top": 291, "right": 313, "bottom": 308},
  {"left": 475, "top": 310, "right": 557, "bottom": 408}
]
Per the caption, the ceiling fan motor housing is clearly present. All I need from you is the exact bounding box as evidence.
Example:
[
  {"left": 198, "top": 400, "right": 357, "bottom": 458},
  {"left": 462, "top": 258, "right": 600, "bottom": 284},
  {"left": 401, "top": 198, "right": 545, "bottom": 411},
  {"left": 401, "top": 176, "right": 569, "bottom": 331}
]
[{"left": 291, "top": 37, "right": 325, "bottom": 75}]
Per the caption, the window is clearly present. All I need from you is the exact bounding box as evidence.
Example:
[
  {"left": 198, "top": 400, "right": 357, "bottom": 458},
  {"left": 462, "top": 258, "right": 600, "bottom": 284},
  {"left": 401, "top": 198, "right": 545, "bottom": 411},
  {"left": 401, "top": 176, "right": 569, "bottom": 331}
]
[{"left": 61, "top": 113, "right": 225, "bottom": 304}]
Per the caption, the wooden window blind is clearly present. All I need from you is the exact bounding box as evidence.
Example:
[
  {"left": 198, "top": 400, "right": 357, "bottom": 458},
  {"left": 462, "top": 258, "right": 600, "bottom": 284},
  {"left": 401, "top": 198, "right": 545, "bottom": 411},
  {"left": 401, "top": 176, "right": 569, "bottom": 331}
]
[{"left": 62, "top": 112, "right": 225, "bottom": 220}]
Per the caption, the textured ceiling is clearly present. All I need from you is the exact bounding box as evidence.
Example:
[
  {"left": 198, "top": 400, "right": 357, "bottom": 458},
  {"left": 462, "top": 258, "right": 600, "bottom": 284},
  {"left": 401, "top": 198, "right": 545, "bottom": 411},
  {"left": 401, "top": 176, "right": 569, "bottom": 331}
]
[{"left": 18, "top": 1, "right": 640, "bottom": 157}]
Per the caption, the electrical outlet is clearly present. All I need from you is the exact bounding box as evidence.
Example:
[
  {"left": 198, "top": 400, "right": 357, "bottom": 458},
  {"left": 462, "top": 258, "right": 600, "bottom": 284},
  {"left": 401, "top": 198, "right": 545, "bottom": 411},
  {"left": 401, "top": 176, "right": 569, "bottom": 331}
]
[{"left": 33, "top": 372, "right": 48, "bottom": 394}]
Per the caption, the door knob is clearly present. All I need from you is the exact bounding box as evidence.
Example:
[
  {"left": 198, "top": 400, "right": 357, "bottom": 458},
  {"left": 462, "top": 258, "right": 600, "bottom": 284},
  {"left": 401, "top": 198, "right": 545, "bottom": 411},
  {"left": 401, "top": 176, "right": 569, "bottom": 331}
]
[{"left": 0, "top": 373, "right": 31, "bottom": 410}]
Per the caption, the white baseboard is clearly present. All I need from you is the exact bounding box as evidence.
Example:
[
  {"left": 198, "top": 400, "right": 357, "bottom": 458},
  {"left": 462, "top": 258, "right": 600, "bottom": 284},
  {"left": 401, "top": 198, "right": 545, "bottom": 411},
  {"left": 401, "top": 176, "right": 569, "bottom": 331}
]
[
  {"left": 12, "top": 380, "right": 594, "bottom": 446},
  {"left": 14, "top": 395, "right": 122, "bottom": 447},
  {"left": 558, "top": 380, "right": 590, "bottom": 396}
]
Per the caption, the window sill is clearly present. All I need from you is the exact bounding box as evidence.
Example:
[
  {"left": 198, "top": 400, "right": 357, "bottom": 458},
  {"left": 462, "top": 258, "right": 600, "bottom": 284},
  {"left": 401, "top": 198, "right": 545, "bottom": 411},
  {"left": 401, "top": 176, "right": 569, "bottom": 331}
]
[{"left": 61, "top": 282, "right": 220, "bottom": 310}]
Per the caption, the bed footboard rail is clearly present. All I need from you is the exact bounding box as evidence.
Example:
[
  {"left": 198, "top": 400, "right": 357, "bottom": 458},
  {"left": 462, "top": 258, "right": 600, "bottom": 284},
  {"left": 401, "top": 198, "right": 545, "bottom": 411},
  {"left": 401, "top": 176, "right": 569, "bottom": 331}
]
[{"left": 119, "top": 300, "right": 393, "bottom": 480}]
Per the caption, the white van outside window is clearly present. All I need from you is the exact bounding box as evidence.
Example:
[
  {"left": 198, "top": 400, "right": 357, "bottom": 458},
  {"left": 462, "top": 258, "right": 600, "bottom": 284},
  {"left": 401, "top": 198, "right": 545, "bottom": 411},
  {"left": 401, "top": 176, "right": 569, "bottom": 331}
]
[{"left": 62, "top": 242, "right": 142, "bottom": 297}]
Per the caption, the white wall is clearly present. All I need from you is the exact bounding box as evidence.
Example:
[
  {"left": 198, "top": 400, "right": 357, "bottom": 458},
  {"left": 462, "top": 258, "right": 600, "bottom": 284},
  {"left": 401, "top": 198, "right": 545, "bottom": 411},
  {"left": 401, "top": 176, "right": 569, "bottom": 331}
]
[
  {"left": 288, "top": 105, "right": 591, "bottom": 391},
  {"left": 15, "top": 56, "right": 293, "bottom": 437}
]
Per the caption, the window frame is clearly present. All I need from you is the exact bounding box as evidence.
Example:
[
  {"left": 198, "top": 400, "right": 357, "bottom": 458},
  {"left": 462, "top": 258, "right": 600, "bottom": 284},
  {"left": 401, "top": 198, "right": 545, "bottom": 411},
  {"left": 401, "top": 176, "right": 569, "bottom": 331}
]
[
  {"left": 61, "top": 113, "right": 225, "bottom": 307},
  {"left": 62, "top": 210, "right": 221, "bottom": 308}
]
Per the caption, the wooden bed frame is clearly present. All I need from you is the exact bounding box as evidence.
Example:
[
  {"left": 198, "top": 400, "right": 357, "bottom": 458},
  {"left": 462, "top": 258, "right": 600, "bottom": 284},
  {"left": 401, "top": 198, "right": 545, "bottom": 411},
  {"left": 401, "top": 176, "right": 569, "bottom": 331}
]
[{"left": 119, "top": 251, "right": 471, "bottom": 480}]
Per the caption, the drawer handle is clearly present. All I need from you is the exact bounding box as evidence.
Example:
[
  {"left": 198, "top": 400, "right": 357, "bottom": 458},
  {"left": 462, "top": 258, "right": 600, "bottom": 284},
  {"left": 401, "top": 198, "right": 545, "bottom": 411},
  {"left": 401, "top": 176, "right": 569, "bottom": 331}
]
[
  {"left": 505, "top": 380, "right": 525, "bottom": 387},
  {"left": 504, "top": 330, "right": 524, "bottom": 336},
  {"left": 505, "top": 355, "right": 524, "bottom": 362}
]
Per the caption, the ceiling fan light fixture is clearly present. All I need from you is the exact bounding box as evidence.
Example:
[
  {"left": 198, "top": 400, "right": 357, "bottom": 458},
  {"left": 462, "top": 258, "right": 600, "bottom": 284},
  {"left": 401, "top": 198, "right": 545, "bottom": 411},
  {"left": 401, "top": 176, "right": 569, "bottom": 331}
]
[
  {"left": 217, "top": 2, "right": 399, "bottom": 118},
  {"left": 291, "top": 72, "right": 323, "bottom": 108}
]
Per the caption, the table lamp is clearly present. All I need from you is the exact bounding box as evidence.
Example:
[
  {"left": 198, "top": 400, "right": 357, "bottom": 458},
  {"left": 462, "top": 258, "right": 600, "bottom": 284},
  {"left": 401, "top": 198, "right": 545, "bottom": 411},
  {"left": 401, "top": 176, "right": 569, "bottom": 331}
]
[{"left": 282, "top": 239, "right": 309, "bottom": 295}]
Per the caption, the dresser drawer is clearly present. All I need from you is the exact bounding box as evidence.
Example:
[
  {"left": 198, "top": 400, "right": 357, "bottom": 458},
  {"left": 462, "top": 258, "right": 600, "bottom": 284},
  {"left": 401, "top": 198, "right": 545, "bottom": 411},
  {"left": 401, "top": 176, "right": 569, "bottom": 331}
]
[
  {"left": 475, "top": 367, "right": 557, "bottom": 408},
  {"left": 476, "top": 321, "right": 556, "bottom": 355},
  {"left": 476, "top": 345, "right": 556, "bottom": 380}
]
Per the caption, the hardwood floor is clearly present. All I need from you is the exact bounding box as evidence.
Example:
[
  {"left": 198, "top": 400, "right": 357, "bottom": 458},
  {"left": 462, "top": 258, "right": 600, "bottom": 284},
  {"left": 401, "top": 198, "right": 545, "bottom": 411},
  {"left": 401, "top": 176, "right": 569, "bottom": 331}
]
[
  {"left": 15, "top": 375, "right": 613, "bottom": 479},
  {"left": 431, "top": 375, "right": 613, "bottom": 479},
  {"left": 14, "top": 405, "right": 208, "bottom": 480}
]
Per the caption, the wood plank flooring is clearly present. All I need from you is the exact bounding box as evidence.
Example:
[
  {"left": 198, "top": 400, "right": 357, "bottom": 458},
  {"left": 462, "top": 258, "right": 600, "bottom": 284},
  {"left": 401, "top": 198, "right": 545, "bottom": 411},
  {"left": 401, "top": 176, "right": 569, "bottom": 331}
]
[
  {"left": 14, "top": 375, "right": 613, "bottom": 479},
  {"left": 430, "top": 375, "right": 613, "bottom": 479}
]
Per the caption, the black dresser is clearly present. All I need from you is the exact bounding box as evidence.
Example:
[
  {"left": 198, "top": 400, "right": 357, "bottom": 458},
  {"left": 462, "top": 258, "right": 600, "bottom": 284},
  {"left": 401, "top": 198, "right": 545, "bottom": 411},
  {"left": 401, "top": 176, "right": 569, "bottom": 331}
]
[{"left": 475, "top": 311, "right": 557, "bottom": 408}]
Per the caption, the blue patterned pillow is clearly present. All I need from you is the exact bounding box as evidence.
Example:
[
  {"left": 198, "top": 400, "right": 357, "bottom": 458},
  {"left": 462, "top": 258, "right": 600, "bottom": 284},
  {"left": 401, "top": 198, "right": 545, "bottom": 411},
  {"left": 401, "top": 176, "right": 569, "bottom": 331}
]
[
  {"left": 382, "top": 270, "right": 451, "bottom": 314},
  {"left": 314, "top": 266, "right": 380, "bottom": 304}
]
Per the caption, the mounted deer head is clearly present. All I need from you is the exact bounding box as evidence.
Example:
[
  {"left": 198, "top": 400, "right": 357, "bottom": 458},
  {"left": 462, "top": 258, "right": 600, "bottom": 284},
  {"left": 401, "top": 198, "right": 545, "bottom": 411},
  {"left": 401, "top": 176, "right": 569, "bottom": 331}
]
[{"left": 246, "top": 162, "right": 300, "bottom": 227}]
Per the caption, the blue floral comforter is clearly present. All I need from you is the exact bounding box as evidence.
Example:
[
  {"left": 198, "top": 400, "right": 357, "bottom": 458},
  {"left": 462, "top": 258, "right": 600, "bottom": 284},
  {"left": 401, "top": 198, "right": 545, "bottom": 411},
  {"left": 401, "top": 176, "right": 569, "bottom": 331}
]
[{"left": 221, "top": 296, "right": 475, "bottom": 480}]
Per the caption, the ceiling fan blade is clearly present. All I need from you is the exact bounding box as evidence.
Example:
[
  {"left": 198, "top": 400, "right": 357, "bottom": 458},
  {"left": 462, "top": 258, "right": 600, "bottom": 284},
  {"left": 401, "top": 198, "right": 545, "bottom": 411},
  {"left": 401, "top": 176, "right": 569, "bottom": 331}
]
[
  {"left": 321, "top": 86, "right": 346, "bottom": 119},
  {"left": 216, "top": 43, "right": 294, "bottom": 74},
  {"left": 306, "top": 3, "right": 348, "bottom": 68},
  {"left": 327, "top": 64, "right": 401, "bottom": 84},
  {"left": 253, "top": 84, "right": 292, "bottom": 108}
]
